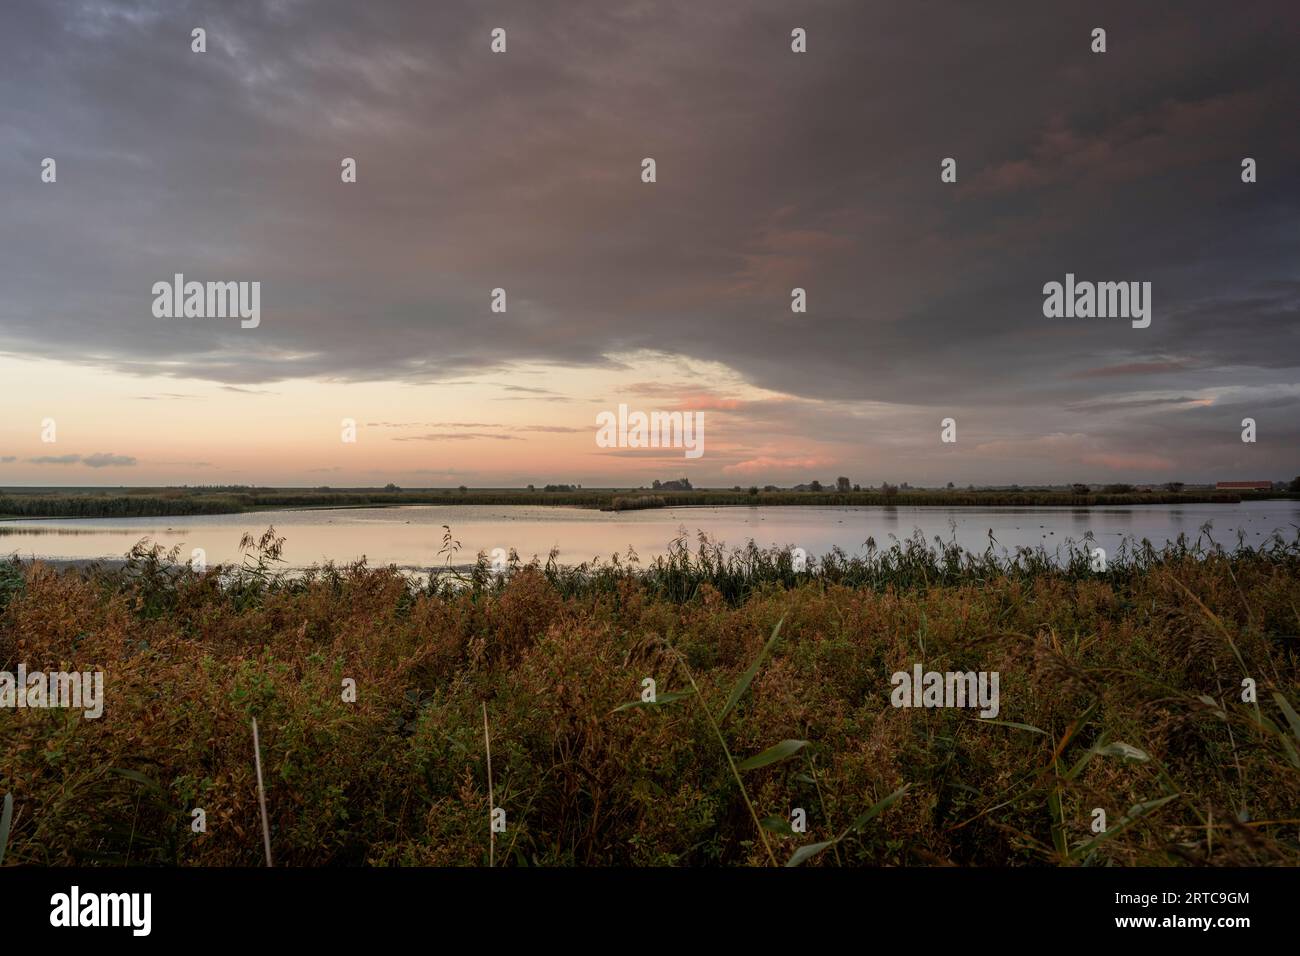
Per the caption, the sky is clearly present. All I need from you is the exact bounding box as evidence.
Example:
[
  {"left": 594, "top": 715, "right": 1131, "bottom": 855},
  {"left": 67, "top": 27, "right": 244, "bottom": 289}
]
[{"left": 1, "top": 0, "right": 1297, "bottom": 488}]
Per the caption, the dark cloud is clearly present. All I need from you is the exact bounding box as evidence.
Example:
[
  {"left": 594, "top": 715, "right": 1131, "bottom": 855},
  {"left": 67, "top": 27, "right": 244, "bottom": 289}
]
[{"left": 1, "top": 0, "right": 1297, "bottom": 480}]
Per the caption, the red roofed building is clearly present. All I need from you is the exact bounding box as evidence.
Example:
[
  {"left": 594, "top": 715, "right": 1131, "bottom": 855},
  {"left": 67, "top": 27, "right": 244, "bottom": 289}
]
[{"left": 1216, "top": 481, "right": 1272, "bottom": 490}]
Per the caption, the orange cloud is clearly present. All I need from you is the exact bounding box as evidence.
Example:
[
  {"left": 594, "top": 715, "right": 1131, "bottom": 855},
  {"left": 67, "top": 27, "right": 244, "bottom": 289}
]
[
  {"left": 723, "top": 455, "right": 837, "bottom": 475},
  {"left": 674, "top": 394, "right": 744, "bottom": 411}
]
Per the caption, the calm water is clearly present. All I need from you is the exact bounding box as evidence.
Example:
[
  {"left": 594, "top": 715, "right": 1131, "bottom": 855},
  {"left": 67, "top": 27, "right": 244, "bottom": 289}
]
[{"left": 3, "top": 501, "right": 1298, "bottom": 569}]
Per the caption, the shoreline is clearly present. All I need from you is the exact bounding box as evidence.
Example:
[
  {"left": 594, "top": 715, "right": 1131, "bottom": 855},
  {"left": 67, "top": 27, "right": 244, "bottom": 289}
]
[{"left": 2, "top": 489, "right": 1295, "bottom": 524}]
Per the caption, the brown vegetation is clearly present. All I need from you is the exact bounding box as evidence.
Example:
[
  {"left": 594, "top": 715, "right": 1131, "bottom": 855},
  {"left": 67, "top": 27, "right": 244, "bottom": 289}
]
[{"left": 0, "top": 534, "right": 1297, "bottom": 866}]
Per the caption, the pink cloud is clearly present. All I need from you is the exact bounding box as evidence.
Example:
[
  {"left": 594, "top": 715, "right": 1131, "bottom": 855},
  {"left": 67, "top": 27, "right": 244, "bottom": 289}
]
[
  {"left": 723, "top": 455, "right": 837, "bottom": 475},
  {"left": 673, "top": 394, "right": 743, "bottom": 412}
]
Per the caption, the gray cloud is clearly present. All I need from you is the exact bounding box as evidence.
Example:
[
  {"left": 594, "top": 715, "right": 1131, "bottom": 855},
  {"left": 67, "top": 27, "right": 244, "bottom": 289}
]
[
  {"left": 1, "top": 0, "right": 1297, "bottom": 481},
  {"left": 23, "top": 452, "right": 138, "bottom": 467},
  {"left": 83, "top": 452, "right": 138, "bottom": 468}
]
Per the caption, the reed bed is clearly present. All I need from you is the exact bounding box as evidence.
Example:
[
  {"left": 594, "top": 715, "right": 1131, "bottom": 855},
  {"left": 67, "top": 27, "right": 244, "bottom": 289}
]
[
  {"left": 608, "top": 495, "right": 667, "bottom": 512},
  {"left": 0, "top": 529, "right": 1296, "bottom": 866}
]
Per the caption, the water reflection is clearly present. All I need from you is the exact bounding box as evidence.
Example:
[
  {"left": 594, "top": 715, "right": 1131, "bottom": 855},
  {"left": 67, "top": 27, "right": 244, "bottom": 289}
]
[{"left": 2, "top": 501, "right": 1297, "bottom": 569}]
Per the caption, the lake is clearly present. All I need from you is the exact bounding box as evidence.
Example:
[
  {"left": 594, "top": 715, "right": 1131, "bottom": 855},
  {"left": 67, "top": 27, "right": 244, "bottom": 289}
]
[{"left": 3, "top": 500, "right": 1298, "bottom": 569}]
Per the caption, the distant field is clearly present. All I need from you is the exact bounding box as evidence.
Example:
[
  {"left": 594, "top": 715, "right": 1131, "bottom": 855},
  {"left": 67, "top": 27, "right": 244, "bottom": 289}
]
[{"left": 0, "top": 485, "right": 1286, "bottom": 520}]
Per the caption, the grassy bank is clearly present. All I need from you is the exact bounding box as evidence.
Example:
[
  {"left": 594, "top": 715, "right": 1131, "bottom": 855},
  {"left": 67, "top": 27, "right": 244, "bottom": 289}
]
[
  {"left": 1, "top": 532, "right": 1297, "bottom": 866},
  {"left": 0, "top": 485, "right": 1287, "bottom": 520},
  {"left": 608, "top": 495, "right": 667, "bottom": 512}
]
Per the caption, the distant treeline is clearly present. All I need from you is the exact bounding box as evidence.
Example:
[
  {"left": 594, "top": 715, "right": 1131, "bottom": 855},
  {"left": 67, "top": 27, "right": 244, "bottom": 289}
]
[
  {"left": 0, "top": 489, "right": 605, "bottom": 519},
  {"left": 0, "top": 486, "right": 1284, "bottom": 520},
  {"left": 643, "top": 490, "right": 1257, "bottom": 508},
  {"left": 0, "top": 494, "right": 252, "bottom": 518}
]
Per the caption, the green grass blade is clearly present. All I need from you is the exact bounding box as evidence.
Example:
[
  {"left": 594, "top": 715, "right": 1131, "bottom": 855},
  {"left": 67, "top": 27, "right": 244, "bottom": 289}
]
[
  {"left": 760, "top": 816, "right": 795, "bottom": 836},
  {"left": 718, "top": 614, "right": 785, "bottom": 722},
  {"left": 1197, "top": 694, "right": 1227, "bottom": 720},
  {"left": 1273, "top": 692, "right": 1300, "bottom": 745},
  {"left": 109, "top": 768, "right": 166, "bottom": 793},
  {"left": 611, "top": 689, "right": 693, "bottom": 712},
  {"left": 976, "top": 719, "right": 1047, "bottom": 735},
  {"left": 846, "top": 783, "right": 912, "bottom": 833},
  {"left": 1072, "top": 793, "right": 1180, "bottom": 857},
  {"left": 1093, "top": 742, "right": 1149, "bottom": 762},
  {"left": 738, "top": 739, "right": 810, "bottom": 771},
  {"left": 1278, "top": 736, "right": 1300, "bottom": 770},
  {"left": 0, "top": 793, "right": 12, "bottom": 865},
  {"left": 1047, "top": 788, "right": 1067, "bottom": 860},
  {"left": 785, "top": 839, "right": 837, "bottom": 868},
  {"left": 1064, "top": 733, "right": 1106, "bottom": 781}
]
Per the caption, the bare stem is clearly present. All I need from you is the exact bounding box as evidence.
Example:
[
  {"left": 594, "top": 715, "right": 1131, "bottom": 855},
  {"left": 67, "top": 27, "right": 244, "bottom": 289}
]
[
  {"left": 483, "top": 702, "right": 495, "bottom": 867},
  {"left": 251, "top": 717, "right": 273, "bottom": 867}
]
